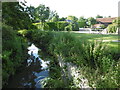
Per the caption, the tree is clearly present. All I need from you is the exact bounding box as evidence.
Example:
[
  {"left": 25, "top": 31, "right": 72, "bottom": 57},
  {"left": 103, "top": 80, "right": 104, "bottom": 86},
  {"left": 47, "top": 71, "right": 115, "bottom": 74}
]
[
  {"left": 107, "top": 17, "right": 120, "bottom": 33},
  {"left": 25, "top": 5, "right": 37, "bottom": 22},
  {"left": 67, "top": 16, "right": 78, "bottom": 23},
  {"left": 49, "top": 12, "right": 59, "bottom": 22},
  {"left": 78, "top": 16, "right": 86, "bottom": 21},
  {"left": 87, "top": 17, "right": 96, "bottom": 27},
  {"left": 66, "top": 16, "right": 79, "bottom": 30},
  {"left": 2, "top": 2, "right": 33, "bottom": 30},
  {"left": 96, "top": 15, "right": 103, "bottom": 18},
  {"left": 78, "top": 16, "right": 87, "bottom": 28},
  {"left": 36, "top": 4, "right": 50, "bottom": 22},
  {"left": 107, "top": 24, "right": 117, "bottom": 33},
  {"left": 112, "top": 17, "right": 120, "bottom": 27},
  {"left": 59, "top": 17, "right": 66, "bottom": 21},
  {"left": 48, "top": 10, "right": 59, "bottom": 22},
  {"left": 35, "top": 4, "right": 50, "bottom": 30}
]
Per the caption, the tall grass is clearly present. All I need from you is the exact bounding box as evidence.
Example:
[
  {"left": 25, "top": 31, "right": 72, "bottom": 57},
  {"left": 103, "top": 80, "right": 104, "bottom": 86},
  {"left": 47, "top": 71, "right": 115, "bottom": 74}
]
[{"left": 23, "top": 30, "right": 120, "bottom": 88}]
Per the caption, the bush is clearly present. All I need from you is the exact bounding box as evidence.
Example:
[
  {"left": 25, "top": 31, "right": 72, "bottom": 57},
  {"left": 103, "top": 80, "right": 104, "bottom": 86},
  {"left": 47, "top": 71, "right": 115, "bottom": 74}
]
[
  {"left": 100, "top": 24, "right": 106, "bottom": 29},
  {"left": 2, "top": 24, "right": 28, "bottom": 86},
  {"left": 56, "top": 21, "right": 68, "bottom": 31},
  {"left": 46, "top": 22, "right": 58, "bottom": 31},
  {"left": 107, "top": 24, "right": 117, "bottom": 33},
  {"left": 78, "top": 21, "right": 87, "bottom": 28},
  {"left": 46, "top": 21, "right": 68, "bottom": 31},
  {"left": 65, "top": 24, "right": 73, "bottom": 31}
]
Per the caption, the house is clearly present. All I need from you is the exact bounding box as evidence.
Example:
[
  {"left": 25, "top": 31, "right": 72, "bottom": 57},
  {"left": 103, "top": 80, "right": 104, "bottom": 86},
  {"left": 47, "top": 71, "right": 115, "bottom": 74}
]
[{"left": 92, "top": 17, "right": 116, "bottom": 28}]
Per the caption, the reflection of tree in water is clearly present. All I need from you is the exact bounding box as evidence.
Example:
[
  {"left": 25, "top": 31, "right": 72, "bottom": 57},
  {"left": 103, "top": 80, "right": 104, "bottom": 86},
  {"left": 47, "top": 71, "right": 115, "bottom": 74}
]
[
  {"left": 6, "top": 44, "right": 47, "bottom": 88},
  {"left": 6, "top": 57, "right": 42, "bottom": 88},
  {"left": 21, "top": 59, "right": 42, "bottom": 88}
]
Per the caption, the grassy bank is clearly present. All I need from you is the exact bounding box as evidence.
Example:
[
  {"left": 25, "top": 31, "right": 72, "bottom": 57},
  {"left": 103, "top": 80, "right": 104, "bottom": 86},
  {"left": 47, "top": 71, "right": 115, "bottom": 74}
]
[{"left": 20, "top": 30, "right": 120, "bottom": 88}]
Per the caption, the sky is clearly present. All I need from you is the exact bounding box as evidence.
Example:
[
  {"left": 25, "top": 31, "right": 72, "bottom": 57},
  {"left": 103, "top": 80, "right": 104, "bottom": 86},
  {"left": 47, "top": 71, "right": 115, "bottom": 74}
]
[{"left": 19, "top": 0, "right": 119, "bottom": 18}]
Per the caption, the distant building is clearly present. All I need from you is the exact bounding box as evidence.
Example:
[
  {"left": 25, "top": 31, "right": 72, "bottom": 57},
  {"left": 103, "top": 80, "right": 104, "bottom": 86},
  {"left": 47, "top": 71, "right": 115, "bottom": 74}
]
[
  {"left": 66, "top": 20, "right": 72, "bottom": 23},
  {"left": 92, "top": 17, "right": 116, "bottom": 28},
  {"left": 92, "top": 24, "right": 103, "bottom": 28}
]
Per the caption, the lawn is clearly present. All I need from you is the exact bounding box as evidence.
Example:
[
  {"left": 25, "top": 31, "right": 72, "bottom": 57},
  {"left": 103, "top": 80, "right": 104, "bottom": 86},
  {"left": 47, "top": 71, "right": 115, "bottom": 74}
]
[
  {"left": 70, "top": 33, "right": 119, "bottom": 41},
  {"left": 69, "top": 32, "right": 119, "bottom": 53}
]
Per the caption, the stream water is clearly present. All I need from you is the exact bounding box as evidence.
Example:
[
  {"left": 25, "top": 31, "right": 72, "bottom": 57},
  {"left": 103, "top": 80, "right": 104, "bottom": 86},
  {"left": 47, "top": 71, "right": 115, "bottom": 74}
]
[{"left": 6, "top": 44, "right": 49, "bottom": 88}]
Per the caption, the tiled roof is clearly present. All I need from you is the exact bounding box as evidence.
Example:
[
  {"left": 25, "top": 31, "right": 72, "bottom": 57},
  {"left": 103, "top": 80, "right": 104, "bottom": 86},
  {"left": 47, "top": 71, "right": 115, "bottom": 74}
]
[
  {"left": 92, "top": 24, "right": 103, "bottom": 28},
  {"left": 93, "top": 24, "right": 102, "bottom": 27},
  {"left": 96, "top": 17, "right": 116, "bottom": 23}
]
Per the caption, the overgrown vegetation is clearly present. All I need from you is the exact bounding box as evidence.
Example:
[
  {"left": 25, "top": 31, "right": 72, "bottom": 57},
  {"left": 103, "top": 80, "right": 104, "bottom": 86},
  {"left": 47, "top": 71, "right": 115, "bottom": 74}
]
[
  {"left": 107, "top": 24, "right": 117, "bottom": 33},
  {"left": 2, "top": 24, "right": 28, "bottom": 86},
  {"left": 2, "top": 1, "right": 119, "bottom": 88},
  {"left": 21, "top": 30, "right": 120, "bottom": 88},
  {"left": 107, "top": 17, "right": 120, "bottom": 33}
]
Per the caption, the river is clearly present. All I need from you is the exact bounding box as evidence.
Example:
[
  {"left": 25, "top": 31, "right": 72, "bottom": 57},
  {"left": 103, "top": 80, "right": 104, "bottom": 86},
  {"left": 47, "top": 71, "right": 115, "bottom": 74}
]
[{"left": 5, "top": 44, "right": 49, "bottom": 88}]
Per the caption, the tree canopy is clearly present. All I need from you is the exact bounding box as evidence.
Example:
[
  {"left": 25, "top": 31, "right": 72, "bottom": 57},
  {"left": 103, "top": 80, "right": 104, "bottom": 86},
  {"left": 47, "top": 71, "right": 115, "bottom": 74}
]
[
  {"left": 35, "top": 4, "right": 50, "bottom": 22},
  {"left": 2, "top": 2, "right": 34, "bottom": 30},
  {"left": 96, "top": 15, "right": 103, "bottom": 18},
  {"left": 87, "top": 17, "right": 96, "bottom": 27},
  {"left": 67, "top": 16, "right": 78, "bottom": 23}
]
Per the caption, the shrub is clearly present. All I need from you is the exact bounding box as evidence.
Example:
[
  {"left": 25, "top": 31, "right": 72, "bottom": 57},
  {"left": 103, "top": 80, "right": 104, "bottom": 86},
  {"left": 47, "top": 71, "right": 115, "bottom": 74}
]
[
  {"left": 107, "top": 24, "right": 117, "bottom": 33},
  {"left": 64, "top": 24, "right": 73, "bottom": 31},
  {"left": 46, "top": 22, "right": 58, "bottom": 31},
  {"left": 56, "top": 21, "right": 68, "bottom": 31},
  {"left": 2, "top": 24, "right": 28, "bottom": 86},
  {"left": 78, "top": 21, "right": 87, "bottom": 28}
]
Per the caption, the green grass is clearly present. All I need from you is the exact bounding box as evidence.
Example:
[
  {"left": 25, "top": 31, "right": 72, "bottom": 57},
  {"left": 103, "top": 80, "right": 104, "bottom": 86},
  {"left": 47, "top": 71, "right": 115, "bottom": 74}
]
[
  {"left": 66, "top": 32, "right": 119, "bottom": 52},
  {"left": 70, "top": 33, "right": 119, "bottom": 41}
]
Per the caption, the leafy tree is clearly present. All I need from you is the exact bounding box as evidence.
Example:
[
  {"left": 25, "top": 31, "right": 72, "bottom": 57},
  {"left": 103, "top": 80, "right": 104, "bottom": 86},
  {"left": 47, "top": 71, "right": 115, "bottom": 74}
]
[
  {"left": 87, "top": 17, "right": 96, "bottom": 27},
  {"left": 2, "top": 2, "right": 33, "bottom": 30},
  {"left": 48, "top": 11, "right": 59, "bottom": 22},
  {"left": 78, "top": 16, "right": 86, "bottom": 22},
  {"left": 107, "top": 24, "right": 117, "bottom": 33},
  {"left": 65, "top": 23, "right": 73, "bottom": 31},
  {"left": 112, "top": 17, "right": 120, "bottom": 27},
  {"left": 35, "top": 4, "right": 50, "bottom": 30},
  {"left": 72, "top": 23, "right": 79, "bottom": 31},
  {"left": 66, "top": 16, "right": 79, "bottom": 30},
  {"left": 59, "top": 17, "right": 66, "bottom": 21},
  {"left": 50, "top": 13, "right": 59, "bottom": 22},
  {"left": 56, "top": 21, "right": 68, "bottom": 31},
  {"left": 107, "top": 17, "right": 119, "bottom": 33},
  {"left": 78, "top": 16, "right": 87, "bottom": 28},
  {"left": 36, "top": 4, "right": 50, "bottom": 22},
  {"left": 67, "top": 16, "right": 78, "bottom": 23},
  {"left": 25, "top": 5, "right": 37, "bottom": 22},
  {"left": 96, "top": 15, "right": 103, "bottom": 18},
  {"left": 2, "top": 24, "right": 28, "bottom": 86}
]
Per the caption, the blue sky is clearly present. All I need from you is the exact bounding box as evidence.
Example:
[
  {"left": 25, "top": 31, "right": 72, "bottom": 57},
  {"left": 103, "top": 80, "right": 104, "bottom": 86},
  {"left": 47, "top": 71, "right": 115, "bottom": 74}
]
[{"left": 20, "top": 0, "right": 119, "bottom": 18}]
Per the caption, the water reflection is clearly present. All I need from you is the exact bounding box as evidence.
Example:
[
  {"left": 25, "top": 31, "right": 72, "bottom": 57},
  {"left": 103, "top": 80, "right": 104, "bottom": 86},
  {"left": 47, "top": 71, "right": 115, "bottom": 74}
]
[
  {"left": 6, "top": 44, "right": 49, "bottom": 88},
  {"left": 27, "top": 44, "right": 49, "bottom": 70}
]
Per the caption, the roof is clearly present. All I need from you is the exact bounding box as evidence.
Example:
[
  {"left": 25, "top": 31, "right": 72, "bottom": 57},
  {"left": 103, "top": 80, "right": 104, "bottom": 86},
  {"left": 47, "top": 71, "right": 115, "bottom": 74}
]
[
  {"left": 93, "top": 24, "right": 102, "bottom": 27},
  {"left": 96, "top": 17, "right": 116, "bottom": 23},
  {"left": 92, "top": 24, "right": 103, "bottom": 28},
  {"left": 66, "top": 20, "right": 72, "bottom": 22}
]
